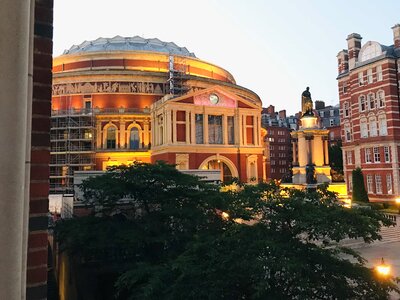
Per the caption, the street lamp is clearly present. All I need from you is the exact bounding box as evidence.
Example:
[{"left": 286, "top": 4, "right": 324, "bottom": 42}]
[
  {"left": 395, "top": 197, "right": 400, "bottom": 214},
  {"left": 375, "top": 258, "right": 391, "bottom": 277}
]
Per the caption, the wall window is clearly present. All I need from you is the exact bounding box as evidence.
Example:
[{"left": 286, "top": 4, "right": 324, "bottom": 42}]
[
  {"left": 377, "top": 65, "right": 383, "bottom": 81},
  {"left": 208, "top": 115, "right": 223, "bottom": 144},
  {"left": 366, "top": 175, "right": 373, "bottom": 193},
  {"left": 369, "top": 116, "right": 377, "bottom": 137},
  {"left": 348, "top": 176, "right": 353, "bottom": 192},
  {"left": 375, "top": 175, "right": 382, "bottom": 194},
  {"left": 386, "top": 174, "right": 393, "bottom": 194},
  {"left": 271, "top": 160, "right": 275, "bottom": 165},
  {"left": 343, "top": 102, "right": 350, "bottom": 117},
  {"left": 367, "top": 69, "right": 373, "bottom": 84},
  {"left": 360, "top": 118, "right": 368, "bottom": 138},
  {"left": 359, "top": 95, "right": 366, "bottom": 112},
  {"left": 384, "top": 146, "right": 390, "bottom": 162},
  {"left": 377, "top": 90, "right": 385, "bottom": 107},
  {"left": 378, "top": 114, "right": 387, "bottom": 136},
  {"left": 346, "top": 151, "right": 353, "bottom": 165},
  {"left": 195, "top": 114, "right": 204, "bottom": 144},
  {"left": 329, "top": 119, "right": 334, "bottom": 126},
  {"left": 344, "top": 123, "right": 352, "bottom": 142},
  {"left": 342, "top": 82, "right": 348, "bottom": 94},
  {"left": 330, "top": 110, "right": 334, "bottom": 117},
  {"left": 358, "top": 72, "right": 364, "bottom": 86},
  {"left": 373, "top": 146, "right": 380, "bottom": 163},
  {"left": 106, "top": 127, "right": 116, "bottom": 149},
  {"left": 365, "top": 148, "right": 372, "bottom": 163},
  {"left": 227, "top": 116, "right": 235, "bottom": 144},
  {"left": 320, "top": 111, "right": 324, "bottom": 118},
  {"left": 129, "top": 127, "right": 140, "bottom": 149},
  {"left": 368, "top": 93, "right": 375, "bottom": 110}
]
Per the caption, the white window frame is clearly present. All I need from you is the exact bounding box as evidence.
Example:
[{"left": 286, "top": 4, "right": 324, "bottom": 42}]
[
  {"left": 377, "top": 90, "right": 385, "bottom": 108},
  {"left": 360, "top": 118, "right": 368, "bottom": 138},
  {"left": 366, "top": 175, "right": 373, "bottom": 193},
  {"left": 369, "top": 116, "right": 377, "bottom": 137},
  {"left": 378, "top": 114, "right": 388, "bottom": 136},
  {"left": 386, "top": 174, "right": 393, "bottom": 194},
  {"left": 384, "top": 146, "right": 390, "bottom": 162},
  {"left": 367, "top": 69, "right": 373, "bottom": 84},
  {"left": 373, "top": 146, "right": 380, "bottom": 163},
  {"left": 344, "top": 123, "right": 352, "bottom": 142},
  {"left": 368, "top": 93, "right": 375, "bottom": 110},
  {"left": 365, "top": 148, "right": 372, "bottom": 163},
  {"left": 377, "top": 65, "right": 383, "bottom": 81},
  {"left": 375, "top": 175, "right": 382, "bottom": 194},
  {"left": 346, "top": 151, "right": 353, "bottom": 165},
  {"left": 358, "top": 72, "right": 364, "bottom": 86},
  {"left": 343, "top": 102, "right": 350, "bottom": 118},
  {"left": 359, "top": 95, "right": 366, "bottom": 112}
]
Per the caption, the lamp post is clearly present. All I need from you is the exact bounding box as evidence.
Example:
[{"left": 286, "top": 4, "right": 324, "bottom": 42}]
[{"left": 375, "top": 258, "right": 391, "bottom": 277}]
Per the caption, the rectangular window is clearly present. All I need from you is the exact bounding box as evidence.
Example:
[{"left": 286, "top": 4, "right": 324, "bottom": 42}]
[
  {"left": 377, "top": 65, "right": 383, "bottom": 81},
  {"left": 346, "top": 151, "right": 353, "bottom": 165},
  {"left": 384, "top": 146, "right": 390, "bottom": 162},
  {"left": 375, "top": 175, "right": 382, "bottom": 194},
  {"left": 208, "top": 115, "right": 223, "bottom": 144},
  {"left": 195, "top": 114, "right": 204, "bottom": 144},
  {"left": 342, "top": 82, "right": 348, "bottom": 94},
  {"left": 369, "top": 118, "right": 377, "bottom": 137},
  {"left": 365, "top": 148, "right": 372, "bottom": 163},
  {"left": 359, "top": 96, "right": 366, "bottom": 112},
  {"left": 344, "top": 102, "right": 350, "bottom": 117},
  {"left": 227, "top": 116, "right": 235, "bottom": 144},
  {"left": 367, "top": 69, "right": 373, "bottom": 84},
  {"left": 377, "top": 91, "right": 385, "bottom": 107},
  {"left": 330, "top": 110, "right": 334, "bottom": 117},
  {"left": 358, "top": 72, "right": 364, "bottom": 86},
  {"left": 348, "top": 176, "right": 353, "bottom": 192},
  {"left": 366, "top": 175, "right": 373, "bottom": 193},
  {"left": 368, "top": 94, "right": 375, "bottom": 110},
  {"left": 345, "top": 125, "right": 351, "bottom": 142},
  {"left": 386, "top": 174, "right": 393, "bottom": 194},
  {"left": 373, "top": 147, "right": 380, "bottom": 163},
  {"left": 320, "top": 111, "right": 324, "bottom": 118},
  {"left": 271, "top": 160, "right": 275, "bottom": 165},
  {"left": 360, "top": 119, "right": 368, "bottom": 138}
]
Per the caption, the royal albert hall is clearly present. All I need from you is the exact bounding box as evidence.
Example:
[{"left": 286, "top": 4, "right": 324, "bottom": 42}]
[{"left": 51, "top": 36, "right": 266, "bottom": 194}]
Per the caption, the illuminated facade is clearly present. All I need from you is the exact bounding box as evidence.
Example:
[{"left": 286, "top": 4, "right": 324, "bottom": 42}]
[
  {"left": 51, "top": 36, "right": 265, "bottom": 193},
  {"left": 337, "top": 25, "right": 400, "bottom": 202}
]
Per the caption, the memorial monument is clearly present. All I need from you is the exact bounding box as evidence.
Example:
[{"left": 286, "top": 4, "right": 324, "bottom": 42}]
[{"left": 291, "top": 87, "right": 331, "bottom": 185}]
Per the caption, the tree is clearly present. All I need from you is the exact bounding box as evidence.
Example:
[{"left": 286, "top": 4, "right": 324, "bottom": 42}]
[
  {"left": 329, "top": 141, "right": 344, "bottom": 182},
  {"left": 352, "top": 167, "right": 369, "bottom": 203},
  {"left": 55, "top": 162, "right": 398, "bottom": 299}
]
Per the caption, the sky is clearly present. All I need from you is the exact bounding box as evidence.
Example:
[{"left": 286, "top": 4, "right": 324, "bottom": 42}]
[{"left": 53, "top": 0, "right": 400, "bottom": 115}]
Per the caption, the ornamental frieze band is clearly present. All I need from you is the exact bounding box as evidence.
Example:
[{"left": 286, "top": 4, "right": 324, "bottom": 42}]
[{"left": 52, "top": 81, "right": 168, "bottom": 96}]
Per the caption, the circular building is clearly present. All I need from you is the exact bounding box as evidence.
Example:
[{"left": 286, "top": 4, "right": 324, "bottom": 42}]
[{"left": 51, "top": 36, "right": 265, "bottom": 193}]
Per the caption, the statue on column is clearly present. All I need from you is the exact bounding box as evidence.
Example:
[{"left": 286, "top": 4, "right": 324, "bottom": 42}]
[{"left": 301, "top": 87, "right": 313, "bottom": 116}]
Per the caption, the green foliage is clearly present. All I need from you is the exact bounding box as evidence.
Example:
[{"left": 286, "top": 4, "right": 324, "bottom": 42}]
[
  {"left": 55, "top": 162, "right": 399, "bottom": 299},
  {"left": 352, "top": 167, "right": 369, "bottom": 203}
]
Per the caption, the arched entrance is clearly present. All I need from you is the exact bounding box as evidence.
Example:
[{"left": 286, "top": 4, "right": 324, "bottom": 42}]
[{"left": 199, "top": 155, "right": 238, "bottom": 183}]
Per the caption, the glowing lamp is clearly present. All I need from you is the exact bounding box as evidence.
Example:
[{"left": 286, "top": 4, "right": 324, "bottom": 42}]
[
  {"left": 221, "top": 212, "right": 230, "bottom": 220},
  {"left": 375, "top": 258, "right": 391, "bottom": 277}
]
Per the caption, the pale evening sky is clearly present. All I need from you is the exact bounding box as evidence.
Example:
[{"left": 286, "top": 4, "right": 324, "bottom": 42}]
[{"left": 54, "top": 0, "right": 400, "bottom": 115}]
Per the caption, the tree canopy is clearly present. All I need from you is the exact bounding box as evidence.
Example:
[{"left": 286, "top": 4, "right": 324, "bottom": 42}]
[
  {"left": 352, "top": 167, "right": 369, "bottom": 203},
  {"left": 55, "top": 162, "right": 399, "bottom": 299}
]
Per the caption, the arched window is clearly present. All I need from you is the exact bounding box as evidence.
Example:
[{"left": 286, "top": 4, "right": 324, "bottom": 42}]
[
  {"left": 369, "top": 116, "right": 377, "bottom": 137},
  {"left": 106, "top": 127, "right": 116, "bottom": 149},
  {"left": 360, "top": 118, "right": 368, "bottom": 138},
  {"left": 359, "top": 95, "right": 366, "bottom": 112},
  {"left": 204, "top": 160, "right": 233, "bottom": 183},
  {"left": 129, "top": 127, "right": 140, "bottom": 149},
  {"left": 377, "top": 90, "right": 385, "bottom": 108},
  {"left": 378, "top": 114, "right": 388, "bottom": 136},
  {"left": 367, "top": 93, "right": 375, "bottom": 110}
]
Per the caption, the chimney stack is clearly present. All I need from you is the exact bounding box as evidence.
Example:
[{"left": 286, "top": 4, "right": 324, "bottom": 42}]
[
  {"left": 267, "top": 105, "right": 275, "bottom": 115},
  {"left": 347, "top": 33, "right": 362, "bottom": 70},
  {"left": 336, "top": 49, "right": 348, "bottom": 74},
  {"left": 392, "top": 24, "right": 400, "bottom": 49},
  {"left": 278, "top": 110, "right": 286, "bottom": 119}
]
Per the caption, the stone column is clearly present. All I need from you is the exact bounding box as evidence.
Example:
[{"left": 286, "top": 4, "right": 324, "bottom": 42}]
[
  {"left": 324, "top": 138, "right": 329, "bottom": 165},
  {"left": 185, "top": 111, "right": 190, "bottom": 144},
  {"left": 306, "top": 136, "right": 313, "bottom": 165},
  {"left": 166, "top": 109, "right": 172, "bottom": 144},
  {"left": 190, "top": 111, "right": 196, "bottom": 144},
  {"left": 313, "top": 135, "right": 324, "bottom": 166},
  {"left": 292, "top": 140, "right": 297, "bottom": 165},
  {"left": 297, "top": 135, "right": 308, "bottom": 167},
  {"left": 253, "top": 116, "right": 257, "bottom": 146},
  {"left": 119, "top": 120, "right": 126, "bottom": 149},
  {"left": 144, "top": 121, "right": 150, "bottom": 147},
  {"left": 96, "top": 122, "right": 102, "bottom": 149},
  {"left": 0, "top": 0, "right": 33, "bottom": 299},
  {"left": 172, "top": 110, "right": 177, "bottom": 143},
  {"left": 237, "top": 111, "right": 242, "bottom": 145},
  {"left": 204, "top": 112, "right": 208, "bottom": 144},
  {"left": 243, "top": 115, "right": 247, "bottom": 145},
  {"left": 223, "top": 115, "right": 228, "bottom": 145}
]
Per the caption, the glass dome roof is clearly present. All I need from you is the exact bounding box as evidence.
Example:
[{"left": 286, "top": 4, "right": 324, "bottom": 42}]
[{"left": 63, "top": 36, "right": 196, "bottom": 57}]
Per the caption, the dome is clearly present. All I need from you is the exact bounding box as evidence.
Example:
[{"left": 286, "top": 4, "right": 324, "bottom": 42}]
[{"left": 63, "top": 35, "right": 196, "bottom": 57}]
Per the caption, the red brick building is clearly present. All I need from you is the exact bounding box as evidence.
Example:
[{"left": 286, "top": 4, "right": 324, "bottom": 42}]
[{"left": 337, "top": 24, "right": 400, "bottom": 202}]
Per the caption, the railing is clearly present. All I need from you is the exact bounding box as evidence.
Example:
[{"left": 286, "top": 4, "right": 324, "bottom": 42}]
[
  {"left": 382, "top": 213, "right": 397, "bottom": 225},
  {"left": 52, "top": 107, "right": 150, "bottom": 116}
]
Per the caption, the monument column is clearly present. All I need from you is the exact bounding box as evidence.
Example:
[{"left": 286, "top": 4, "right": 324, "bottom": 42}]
[
  {"left": 185, "top": 111, "right": 190, "bottom": 144},
  {"left": 323, "top": 138, "right": 330, "bottom": 165},
  {"left": 119, "top": 120, "right": 126, "bottom": 149},
  {"left": 297, "top": 134, "right": 308, "bottom": 167},
  {"left": 190, "top": 111, "right": 196, "bottom": 144},
  {"left": 172, "top": 110, "right": 177, "bottom": 143},
  {"left": 144, "top": 120, "right": 150, "bottom": 147},
  {"left": 306, "top": 135, "right": 313, "bottom": 165}
]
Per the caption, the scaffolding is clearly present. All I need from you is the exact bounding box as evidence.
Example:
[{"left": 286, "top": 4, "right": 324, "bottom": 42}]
[
  {"left": 50, "top": 107, "right": 96, "bottom": 194},
  {"left": 168, "top": 55, "right": 189, "bottom": 96}
]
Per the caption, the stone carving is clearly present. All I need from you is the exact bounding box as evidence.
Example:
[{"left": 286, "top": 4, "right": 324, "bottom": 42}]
[{"left": 52, "top": 81, "right": 167, "bottom": 96}]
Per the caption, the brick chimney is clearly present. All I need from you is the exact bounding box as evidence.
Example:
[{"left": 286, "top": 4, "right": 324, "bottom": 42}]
[
  {"left": 392, "top": 24, "right": 400, "bottom": 49},
  {"left": 267, "top": 105, "right": 275, "bottom": 115},
  {"left": 336, "top": 49, "right": 348, "bottom": 74},
  {"left": 278, "top": 110, "right": 286, "bottom": 119},
  {"left": 347, "top": 33, "right": 362, "bottom": 70},
  {"left": 315, "top": 100, "right": 325, "bottom": 110}
]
